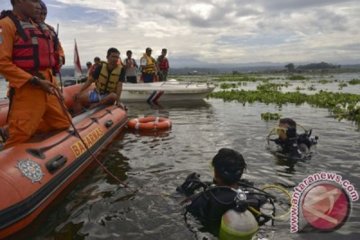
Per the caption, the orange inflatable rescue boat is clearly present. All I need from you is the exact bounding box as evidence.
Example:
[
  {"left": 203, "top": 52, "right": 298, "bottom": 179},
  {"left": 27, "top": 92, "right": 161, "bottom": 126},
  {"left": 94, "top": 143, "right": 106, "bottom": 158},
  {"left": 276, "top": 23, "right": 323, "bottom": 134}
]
[{"left": 0, "top": 84, "right": 128, "bottom": 238}]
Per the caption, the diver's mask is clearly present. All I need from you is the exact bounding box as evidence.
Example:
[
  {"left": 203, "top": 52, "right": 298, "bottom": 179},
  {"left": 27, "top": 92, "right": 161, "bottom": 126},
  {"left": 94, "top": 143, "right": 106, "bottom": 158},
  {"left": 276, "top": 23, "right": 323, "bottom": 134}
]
[{"left": 272, "top": 126, "right": 296, "bottom": 139}]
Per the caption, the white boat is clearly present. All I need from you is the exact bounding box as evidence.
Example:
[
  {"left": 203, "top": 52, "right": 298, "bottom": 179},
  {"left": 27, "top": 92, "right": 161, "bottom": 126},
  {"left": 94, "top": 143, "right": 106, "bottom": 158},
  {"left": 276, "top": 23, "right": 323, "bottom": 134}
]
[{"left": 122, "top": 79, "right": 215, "bottom": 103}]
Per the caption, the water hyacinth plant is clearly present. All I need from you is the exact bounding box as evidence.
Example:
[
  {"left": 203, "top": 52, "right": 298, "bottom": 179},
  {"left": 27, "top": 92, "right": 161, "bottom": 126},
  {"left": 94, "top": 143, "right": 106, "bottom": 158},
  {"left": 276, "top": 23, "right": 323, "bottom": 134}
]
[
  {"left": 210, "top": 90, "right": 360, "bottom": 128},
  {"left": 261, "top": 112, "right": 281, "bottom": 121},
  {"left": 349, "top": 79, "right": 360, "bottom": 85},
  {"left": 214, "top": 74, "right": 259, "bottom": 82},
  {"left": 287, "top": 75, "right": 308, "bottom": 80}
]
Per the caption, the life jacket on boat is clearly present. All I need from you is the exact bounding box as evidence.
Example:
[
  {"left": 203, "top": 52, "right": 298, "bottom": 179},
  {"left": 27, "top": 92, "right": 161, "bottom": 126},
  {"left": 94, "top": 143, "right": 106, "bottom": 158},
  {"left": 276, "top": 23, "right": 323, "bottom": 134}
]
[
  {"left": 95, "top": 62, "right": 122, "bottom": 94},
  {"left": 42, "top": 22, "right": 64, "bottom": 73},
  {"left": 157, "top": 55, "right": 169, "bottom": 71},
  {"left": 141, "top": 54, "right": 156, "bottom": 74},
  {"left": 0, "top": 11, "right": 57, "bottom": 73}
]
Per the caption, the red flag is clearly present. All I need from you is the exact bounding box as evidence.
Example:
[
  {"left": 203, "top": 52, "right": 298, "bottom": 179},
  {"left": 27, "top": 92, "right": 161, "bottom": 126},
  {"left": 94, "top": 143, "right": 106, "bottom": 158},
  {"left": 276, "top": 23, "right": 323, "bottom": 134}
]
[{"left": 74, "top": 39, "right": 82, "bottom": 77}]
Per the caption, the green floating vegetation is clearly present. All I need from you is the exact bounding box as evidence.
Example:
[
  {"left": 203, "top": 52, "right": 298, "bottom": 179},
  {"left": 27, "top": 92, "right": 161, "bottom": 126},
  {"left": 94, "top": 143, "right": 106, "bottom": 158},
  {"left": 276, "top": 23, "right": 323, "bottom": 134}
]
[
  {"left": 220, "top": 83, "right": 237, "bottom": 89},
  {"left": 256, "top": 82, "right": 290, "bottom": 92},
  {"left": 261, "top": 112, "right": 281, "bottom": 121},
  {"left": 214, "top": 74, "right": 259, "bottom": 82},
  {"left": 210, "top": 90, "right": 360, "bottom": 127},
  {"left": 349, "top": 79, "right": 360, "bottom": 85},
  {"left": 333, "top": 103, "right": 360, "bottom": 124},
  {"left": 338, "top": 82, "right": 348, "bottom": 90},
  {"left": 318, "top": 79, "right": 332, "bottom": 84},
  {"left": 307, "top": 85, "right": 316, "bottom": 91},
  {"left": 287, "top": 75, "right": 308, "bottom": 80}
]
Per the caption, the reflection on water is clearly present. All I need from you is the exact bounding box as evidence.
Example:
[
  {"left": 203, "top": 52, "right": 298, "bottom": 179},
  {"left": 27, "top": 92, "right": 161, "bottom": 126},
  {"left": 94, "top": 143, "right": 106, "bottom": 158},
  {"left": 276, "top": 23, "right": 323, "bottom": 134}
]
[{"left": 4, "top": 76, "right": 360, "bottom": 240}]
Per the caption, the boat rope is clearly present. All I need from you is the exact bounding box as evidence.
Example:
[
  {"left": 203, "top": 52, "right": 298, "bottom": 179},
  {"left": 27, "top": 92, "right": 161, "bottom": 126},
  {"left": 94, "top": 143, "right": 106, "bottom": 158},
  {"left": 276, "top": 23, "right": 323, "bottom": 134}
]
[
  {"left": 58, "top": 71, "right": 64, "bottom": 93},
  {"left": 53, "top": 87, "right": 128, "bottom": 188},
  {"left": 26, "top": 113, "right": 110, "bottom": 159}
]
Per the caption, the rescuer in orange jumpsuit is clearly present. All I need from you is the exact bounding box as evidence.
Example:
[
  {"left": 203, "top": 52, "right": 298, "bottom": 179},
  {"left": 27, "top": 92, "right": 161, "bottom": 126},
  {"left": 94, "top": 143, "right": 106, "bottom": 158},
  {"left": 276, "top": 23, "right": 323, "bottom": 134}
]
[
  {"left": 36, "top": 0, "right": 65, "bottom": 75},
  {"left": 0, "top": 0, "right": 70, "bottom": 149}
]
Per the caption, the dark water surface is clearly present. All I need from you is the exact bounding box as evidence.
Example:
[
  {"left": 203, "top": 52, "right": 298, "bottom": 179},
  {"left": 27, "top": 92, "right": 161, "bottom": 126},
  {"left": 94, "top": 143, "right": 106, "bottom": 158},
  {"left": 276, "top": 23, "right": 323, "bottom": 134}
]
[{"left": 9, "top": 98, "right": 359, "bottom": 240}]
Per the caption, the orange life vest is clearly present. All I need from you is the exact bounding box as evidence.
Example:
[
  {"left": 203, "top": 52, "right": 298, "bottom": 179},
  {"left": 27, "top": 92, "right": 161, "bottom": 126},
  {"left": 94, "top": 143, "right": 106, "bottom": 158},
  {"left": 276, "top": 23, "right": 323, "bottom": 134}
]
[{"left": 6, "top": 12, "right": 56, "bottom": 72}]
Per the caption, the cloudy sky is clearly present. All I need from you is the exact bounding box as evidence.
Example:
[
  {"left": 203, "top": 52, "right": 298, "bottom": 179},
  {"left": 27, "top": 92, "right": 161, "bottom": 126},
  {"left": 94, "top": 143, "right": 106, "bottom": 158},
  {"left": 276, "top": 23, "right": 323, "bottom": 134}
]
[{"left": 1, "top": 0, "right": 359, "bottom": 67}]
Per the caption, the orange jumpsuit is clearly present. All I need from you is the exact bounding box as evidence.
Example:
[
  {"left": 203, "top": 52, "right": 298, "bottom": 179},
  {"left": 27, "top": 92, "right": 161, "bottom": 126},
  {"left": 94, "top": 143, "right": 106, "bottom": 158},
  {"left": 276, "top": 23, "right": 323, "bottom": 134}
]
[{"left": 0, "top": 15, "right": 70, "bottom": 149}]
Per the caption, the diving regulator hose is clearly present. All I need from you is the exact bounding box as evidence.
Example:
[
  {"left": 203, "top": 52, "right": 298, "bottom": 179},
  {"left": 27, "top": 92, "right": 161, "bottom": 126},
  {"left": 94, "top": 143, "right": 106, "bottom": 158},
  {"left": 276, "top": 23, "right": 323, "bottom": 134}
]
[{"left": 247, "top": 184, "right": 292, "bottom": 221}]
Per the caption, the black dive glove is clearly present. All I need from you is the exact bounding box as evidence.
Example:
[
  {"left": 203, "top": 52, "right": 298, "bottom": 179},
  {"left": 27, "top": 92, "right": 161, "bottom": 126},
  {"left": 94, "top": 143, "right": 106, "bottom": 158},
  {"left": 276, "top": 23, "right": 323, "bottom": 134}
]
[{"left": 176, "top": 172, "right": 208, "bottom": 196}]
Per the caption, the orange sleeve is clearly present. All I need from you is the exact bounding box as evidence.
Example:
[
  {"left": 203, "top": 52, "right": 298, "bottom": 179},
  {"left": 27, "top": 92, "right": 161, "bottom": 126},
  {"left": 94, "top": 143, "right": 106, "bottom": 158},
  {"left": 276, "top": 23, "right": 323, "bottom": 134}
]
[{"left": 0, "top": 17, "right": 33, "bottom": 88}]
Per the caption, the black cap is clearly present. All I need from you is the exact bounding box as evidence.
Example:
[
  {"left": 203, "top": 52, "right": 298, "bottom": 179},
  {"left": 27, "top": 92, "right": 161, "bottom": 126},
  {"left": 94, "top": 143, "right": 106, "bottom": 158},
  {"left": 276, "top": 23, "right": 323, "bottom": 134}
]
[
  {"left": 146, "top": 47, "right": 152, "bottom": 52},
  {"left": 212, "top": 148, "right": 246, "bottom": 184}
]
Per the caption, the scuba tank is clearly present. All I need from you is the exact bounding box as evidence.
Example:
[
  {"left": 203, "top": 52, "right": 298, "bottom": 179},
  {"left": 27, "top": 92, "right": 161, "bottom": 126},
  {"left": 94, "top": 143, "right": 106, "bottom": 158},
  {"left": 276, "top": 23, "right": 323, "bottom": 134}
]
[
  {"left": 219, "top": 189, "right": 259, "bottom": 240},
  {"left": 220, "top": 209, "right": 259, "bottom": 240},
  {"left": 179, "top": 173, "right": 292, "bottom": 239}
]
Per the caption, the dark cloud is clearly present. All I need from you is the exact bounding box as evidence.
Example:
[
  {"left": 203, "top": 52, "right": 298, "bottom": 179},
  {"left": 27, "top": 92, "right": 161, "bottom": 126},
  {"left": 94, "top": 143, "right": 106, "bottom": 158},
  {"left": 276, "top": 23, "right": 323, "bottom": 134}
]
[
  {"left": 47, "top": 2, "right": 117, "bottom": 25},
  {"left": 131, "top": 1, "right": 261, "bottom": 29},
  {"left": 179, "top": 2, "right": 262, "bottom": 28},
  {"left": 252, "top": 8, "right": 350, "bottom": 37},
  {"left": 2, "top": 0, "right": 357, "bottom": 65},
  {"left": 258, "top": 0, "right": 356, "bottom": 11},
  {"left": 313, "top": 9, "right": 348, "bottom": 32},
  {"left": 216, "top": 33, "right": 290, "bottom": 47},
  {"left": 337, "top": 43, "right": 360, "bottom": 52}
]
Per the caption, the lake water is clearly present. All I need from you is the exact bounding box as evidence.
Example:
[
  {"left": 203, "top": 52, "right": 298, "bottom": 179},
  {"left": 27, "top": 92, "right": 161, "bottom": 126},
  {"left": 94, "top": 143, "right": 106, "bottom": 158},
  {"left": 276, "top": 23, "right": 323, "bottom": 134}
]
[{"left": 2, "top": 73, "right": 360, "bottom": 240}]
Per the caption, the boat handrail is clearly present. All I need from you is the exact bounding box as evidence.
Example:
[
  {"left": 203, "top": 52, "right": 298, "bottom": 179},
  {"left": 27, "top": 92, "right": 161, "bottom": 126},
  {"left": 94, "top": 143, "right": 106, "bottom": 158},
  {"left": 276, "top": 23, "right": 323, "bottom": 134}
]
[{"left": 158, "top": 80, "right": 214, "bottom": 89}]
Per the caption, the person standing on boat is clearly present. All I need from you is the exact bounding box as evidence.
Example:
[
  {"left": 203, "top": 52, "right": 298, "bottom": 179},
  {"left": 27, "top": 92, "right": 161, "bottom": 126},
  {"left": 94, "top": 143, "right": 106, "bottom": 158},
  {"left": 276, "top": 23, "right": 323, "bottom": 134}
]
[
  {"left": 93, "top": 56, "right": 101, "bottom": 69},
  {"left": 86, "top": 61, "right": 93, "bottom": 77},
  {"left": 86, "top": 56, "right": 101, "bottom": 78},
  {"left": 73, "top": 48, "right": 125, "bottom": 112},
  {"left": 140, "top": 47, "right": 157, "bottom": 83},
  {"left": 35, "top": 0, "right": 65, "bottom": 76},
  {"left": 157, "top": 48, "right": 169, "bottom": 82},
  {"left": 1, "top": 1, "right": 65, "bottom": 88},
  {"left": 0, "top": 0, "right": 71, "bottom": 149},
  {"left": 124, "top": 50, "right": 138, "bottom": 83}
]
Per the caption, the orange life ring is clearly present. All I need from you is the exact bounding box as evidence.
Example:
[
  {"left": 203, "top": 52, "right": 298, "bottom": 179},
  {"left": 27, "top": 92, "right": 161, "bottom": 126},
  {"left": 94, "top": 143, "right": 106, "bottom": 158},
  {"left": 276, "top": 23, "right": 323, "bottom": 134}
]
[{"left": 128, "top": 116, "right": 172, "bottom": 130}]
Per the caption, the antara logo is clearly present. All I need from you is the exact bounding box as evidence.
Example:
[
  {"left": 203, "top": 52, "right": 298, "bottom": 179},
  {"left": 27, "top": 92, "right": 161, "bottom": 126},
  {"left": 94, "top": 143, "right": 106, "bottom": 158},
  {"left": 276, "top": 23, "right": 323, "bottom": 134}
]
[{"left": 290, "top": 172, "right": 358, "bottom": 233}]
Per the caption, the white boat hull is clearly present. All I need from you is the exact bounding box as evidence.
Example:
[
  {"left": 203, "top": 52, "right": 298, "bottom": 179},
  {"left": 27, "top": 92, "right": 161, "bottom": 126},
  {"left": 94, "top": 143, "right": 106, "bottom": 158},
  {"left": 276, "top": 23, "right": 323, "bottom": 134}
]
[{"left": 121, "top": 80, "right": 215, "bottom": 103}]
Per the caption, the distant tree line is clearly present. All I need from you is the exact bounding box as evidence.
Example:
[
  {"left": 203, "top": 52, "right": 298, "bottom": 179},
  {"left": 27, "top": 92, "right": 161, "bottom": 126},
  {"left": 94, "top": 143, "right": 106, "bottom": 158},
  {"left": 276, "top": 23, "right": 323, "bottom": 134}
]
[{"left": 285, "top": 62, "right": 341, "bottom": 72}]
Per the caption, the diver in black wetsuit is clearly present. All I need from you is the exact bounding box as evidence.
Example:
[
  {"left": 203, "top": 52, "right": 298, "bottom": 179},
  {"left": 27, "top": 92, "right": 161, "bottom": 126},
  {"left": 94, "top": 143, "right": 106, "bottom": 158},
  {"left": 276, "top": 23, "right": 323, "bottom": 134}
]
[
  {"left": 177, "top": 148, "right": 272, "bottom": 238},
  {"left": 271, "top": 118, "right": 318, "bottom": 159}
]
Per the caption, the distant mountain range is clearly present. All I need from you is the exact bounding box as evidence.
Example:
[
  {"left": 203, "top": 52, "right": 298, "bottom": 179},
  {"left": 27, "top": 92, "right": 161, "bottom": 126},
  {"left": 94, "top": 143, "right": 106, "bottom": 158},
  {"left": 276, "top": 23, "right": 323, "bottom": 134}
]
[
  {"left": 59, "top": 62, "right": 360, "bottom": 76},
  {"left": 1, "top": 62, "right": 359, "bottom": 80}
]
